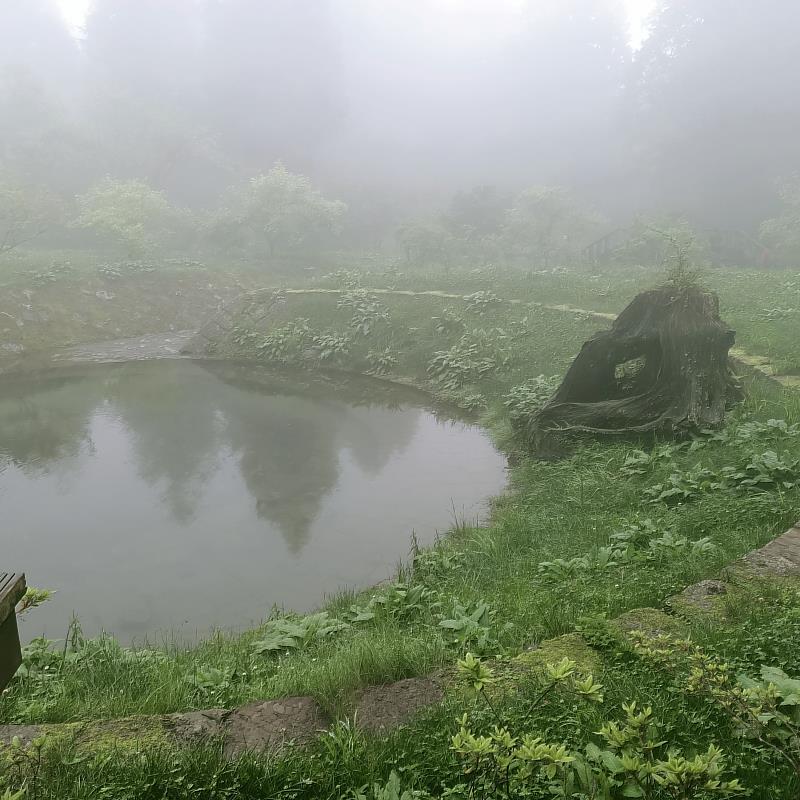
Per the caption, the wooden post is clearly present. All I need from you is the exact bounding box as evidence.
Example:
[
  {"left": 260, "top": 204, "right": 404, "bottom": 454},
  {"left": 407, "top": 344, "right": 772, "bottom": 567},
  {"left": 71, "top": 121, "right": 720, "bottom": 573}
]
[{"left": 0, "top": 572, "right": 26, "bottom": 691}]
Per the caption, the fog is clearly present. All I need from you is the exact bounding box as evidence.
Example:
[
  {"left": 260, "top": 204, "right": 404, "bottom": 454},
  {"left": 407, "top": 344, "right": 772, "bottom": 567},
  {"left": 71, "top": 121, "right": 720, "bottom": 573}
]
[{"left": 2, "top": 0, "right": 800, "bottom": 264}]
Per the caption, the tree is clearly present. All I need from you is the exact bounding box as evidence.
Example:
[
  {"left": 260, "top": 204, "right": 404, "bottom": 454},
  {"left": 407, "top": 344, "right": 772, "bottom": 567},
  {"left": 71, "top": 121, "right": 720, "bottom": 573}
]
[
  {"left": 395, "top": 219, "right": 454, "bottom": 266},
  {"left": 610, "top": 216, "right": 709, "bottom": 270},
  {"left": 74, "top": 177, "right": 185, "bottom": 255},
  {"left": 81, "top": 0, "right": 230, "bottom": 203},
  {"left": 215, "top": 163, "right": 346, "bottom": 259},
  {"left": 444, "top": 186, "right": 510, "bottom": 240},
  {"left": 623, "top": 0, "right": 800, "bottom": 229},
  {"left": 0, "top": 2, "right": 87, "bottom": 197},
  {"left": 500, "top": 186, "right": 601, "bottom": 266},
  {"left": 0, "top": 176, "right": 56, "bottom": 257},
  {"left": 760, "top": 175, "right": 800, "bottom": 267}
]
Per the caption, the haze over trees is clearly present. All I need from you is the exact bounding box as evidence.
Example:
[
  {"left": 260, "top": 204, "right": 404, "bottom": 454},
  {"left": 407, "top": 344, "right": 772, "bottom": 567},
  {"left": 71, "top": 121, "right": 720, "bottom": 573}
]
[{"left": 1, "top": 0, "right": 799, "bottom": 268}]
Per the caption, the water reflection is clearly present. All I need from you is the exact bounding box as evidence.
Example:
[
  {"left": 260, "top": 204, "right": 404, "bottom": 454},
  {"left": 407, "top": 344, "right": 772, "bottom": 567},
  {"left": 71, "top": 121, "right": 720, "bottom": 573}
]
[
  {"left": 0, "top": 373, "right": 102, "bottom": 471},
  {"left": 1, "top": 359, "right": 506, "bottom": 641}
]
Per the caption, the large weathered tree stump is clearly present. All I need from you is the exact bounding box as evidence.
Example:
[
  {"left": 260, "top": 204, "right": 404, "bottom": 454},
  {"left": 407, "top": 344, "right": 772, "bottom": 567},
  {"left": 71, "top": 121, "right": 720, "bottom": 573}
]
[{"left": 527, "top": 285, "right": 740, "bottom": 454}]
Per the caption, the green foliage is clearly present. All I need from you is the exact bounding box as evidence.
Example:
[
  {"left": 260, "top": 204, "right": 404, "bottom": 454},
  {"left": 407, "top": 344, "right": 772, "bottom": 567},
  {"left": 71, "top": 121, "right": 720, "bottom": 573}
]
[
  {"left": 312, "top": 332, "right": 351, "bottom": 362},
  {"left": 15, "top": 587, "right": 53, "bottom": 615},
  {"left": 431, "top": 307, "right": 466, "bottom": 336},
  {"left": 620, "top": 445, "right": 684, "bottom": 476},
  {"left": 642, "top": 223, "right": 705, "bottom": 289},
  {"left": 1, "top": 734, "right": 48, "bottom": 800},
  {"left": 721, "top": 450, "right": 800, "bottom": 492},
  {"left": 321, "top": 269, "right": 364, "bottom": 289},
  {"left": 452, "top": 697, "right": 743, "bottom": 799},
  {"left": 74, "top": 177, "right": 182, "bottom": 255},
  {"left": 216, "top": 162, "right": 346, "bottom": 258},
  {"left": 427, "top": 337, "right": 496, "bottom": 390},
  {"left": 451, "top": 655, "right": 741, "bottom": 798},
  {"left": 538, "top": 515, "right": 719, "bottom": 582},
  {"left": 448, "top": 391, "right": 487, "bottom": 412},
  {"left": 349, "top": 771, "right": 426, "bottom": 800},
  {"left": 368, "top": 582, "right": 439, "bottom": 621},
  {"left": 760, "top": 174, "right": 800, "bottom": 266},
  {"left": 633, "top": 634, "right": 800, "bottom": 781},
  {"left": 0, "top": 176, "right": 55, "bottom": 257},
  {"left": 337, "top": 290, "right": 391, "bottom": 336},
  {"left": 396, "top": 220, "right": 453, "bottom": 266},
  {"left": 503, "top": 375, "right": 559, "bottom": 424},
  {"left": 366, "top": 347, "right": 399, "bottom": 375},
  {"left": 439, "top": 601, "right": 494, "bottom": 653},
  {"left": 499, "top": 186, "right": 601, "bottom": 266},
  {"left": 182, "top": 664, "right": 235, "bottom": 703},
  {"left": 463, "top": 291, "right": 503, "bottom": 315},
  {"left": 644, "top": 467, "right": 722, "bottom": 505},
  {"left": 643, "top": 448, "right": 800, "bottom": 505},
  {"left": 456, "top": 652, "right": 497, "bottom": 698},
  {"left": 238, "top": 317, "right": 313, "bottom": 363},
  {"left": 251, "top": 611, "right": 350, "bottom": 656},
  {"left": 538, "top": 546, "right": 628, "bottom": 581}
]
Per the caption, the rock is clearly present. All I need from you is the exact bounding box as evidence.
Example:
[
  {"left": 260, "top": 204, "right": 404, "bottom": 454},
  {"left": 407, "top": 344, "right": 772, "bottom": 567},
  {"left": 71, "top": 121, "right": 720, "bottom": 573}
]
[
  {"left": 509, "top": 633, "right": 602, "bottom": 678},
  {"left": 0, "top": 716, "right": 171, "bottom": 752},
  {"left": 0, "top": 724, "right": 43, "bottom": 746},
  {"left": 223, "top": 696, "right": 328, "bottom": 757},
  {"left": 669, "top": 580, "right": 728, "bottom": 618},
  {"left": 354, "top": 676, "right": 446, "bottom": 734},
  {"left": 168, "top": 708, "right": 228, "bottom": 744},
  {"left": 613, "top": 607, "right": 687, "bottom": 638},
  {"left": 742, "top": 525, "right": 800, "bottom": 576}
]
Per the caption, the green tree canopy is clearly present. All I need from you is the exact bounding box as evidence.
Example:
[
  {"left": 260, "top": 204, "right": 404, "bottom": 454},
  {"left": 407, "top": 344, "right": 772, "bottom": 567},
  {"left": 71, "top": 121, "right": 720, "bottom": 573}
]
[
  {"left": 74, "top": 177, "right": 184, "bottom": 255},
  {"left": 0, "top": 175, "right": 57, "bottom": 257},
  {"left": 395, "top": 219, "right": 453, "bottom": 266},
  {"left": 760, "top": 175, "right": 800, "bottom": 266},
  {"left": 500, "top": 186, "right": 601, "bottom": 266},
  {"left": 216, "top": 163, "right": 346, "bottom": 259}
]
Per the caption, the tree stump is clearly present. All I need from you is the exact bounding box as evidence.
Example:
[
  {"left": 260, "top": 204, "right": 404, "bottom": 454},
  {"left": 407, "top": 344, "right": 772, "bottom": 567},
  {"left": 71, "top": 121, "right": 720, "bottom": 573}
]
[{"left": 527, "top": 285, "right": 740, "bottom": 454}]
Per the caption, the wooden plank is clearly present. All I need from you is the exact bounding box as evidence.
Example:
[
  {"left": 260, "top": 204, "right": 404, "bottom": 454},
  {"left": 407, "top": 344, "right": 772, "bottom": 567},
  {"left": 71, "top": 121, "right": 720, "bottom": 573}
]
[
  {"left": 0, "top": 572, "right": 26, "bottom": 623},
  {"left": 0, "top": 572, "right": 25, "bottom": 691},
  {"left": 0, "top": 613, "right": 22, "bottom": 691}
]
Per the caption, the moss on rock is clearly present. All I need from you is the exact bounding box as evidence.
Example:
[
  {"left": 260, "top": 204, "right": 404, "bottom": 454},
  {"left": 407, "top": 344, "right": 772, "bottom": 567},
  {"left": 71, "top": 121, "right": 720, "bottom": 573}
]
[{"left": 508, "top": 634, "right": 603, "bottom": 679}]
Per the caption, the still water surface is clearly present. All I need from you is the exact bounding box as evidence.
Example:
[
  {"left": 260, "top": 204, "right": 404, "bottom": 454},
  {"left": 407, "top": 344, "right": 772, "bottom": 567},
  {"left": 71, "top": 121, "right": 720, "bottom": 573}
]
[{"left": 1, "top": 360, "right": 506, "bottom": 642}]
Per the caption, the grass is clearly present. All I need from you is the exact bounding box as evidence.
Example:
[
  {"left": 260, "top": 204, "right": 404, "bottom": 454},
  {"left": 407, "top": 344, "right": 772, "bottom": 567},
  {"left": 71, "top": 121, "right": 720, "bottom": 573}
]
[
  {"left": 2, "top": 257, "right": 800, "bottom": 797},
  {"left": 313, "top": 263, "right": 800, "bottom": 374},
  {"left": 0, "top": 249, "right": 264, "bottom": 359}
]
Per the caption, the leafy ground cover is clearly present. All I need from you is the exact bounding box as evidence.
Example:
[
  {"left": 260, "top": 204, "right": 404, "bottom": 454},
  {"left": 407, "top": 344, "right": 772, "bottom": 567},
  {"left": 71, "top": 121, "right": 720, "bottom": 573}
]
[
  {"left": 2, "top": 263, "right": 800, "bottom": 798},
  {"left": 313, "top": 264, "right": 800, "bottom": 375}
]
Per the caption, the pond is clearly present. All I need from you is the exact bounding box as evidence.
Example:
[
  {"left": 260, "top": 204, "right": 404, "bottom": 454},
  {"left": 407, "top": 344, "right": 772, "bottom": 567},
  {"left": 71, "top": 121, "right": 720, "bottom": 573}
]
[{"left": 1, "top": 359, "right": 507, "bottom": 643}]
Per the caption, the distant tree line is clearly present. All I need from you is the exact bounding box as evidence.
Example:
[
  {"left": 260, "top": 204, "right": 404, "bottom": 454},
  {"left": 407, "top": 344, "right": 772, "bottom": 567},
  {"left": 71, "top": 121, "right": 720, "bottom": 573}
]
[{"left": 1, "top": 0, "right": 799, "bottom": 268}]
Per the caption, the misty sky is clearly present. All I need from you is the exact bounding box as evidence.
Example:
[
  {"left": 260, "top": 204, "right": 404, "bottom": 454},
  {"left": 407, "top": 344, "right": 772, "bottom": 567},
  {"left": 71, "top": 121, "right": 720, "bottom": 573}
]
[
  {"left": 4, "top": 0, "right": 799, "bottom": 243},
  {"left": 56, "top": 0, "right": 657, "bottom": 46}
]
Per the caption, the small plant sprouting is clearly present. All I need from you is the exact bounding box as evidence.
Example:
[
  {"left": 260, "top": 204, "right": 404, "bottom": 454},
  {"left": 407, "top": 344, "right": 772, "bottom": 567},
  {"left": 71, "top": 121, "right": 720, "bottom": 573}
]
[{"left": 15, "top": 588, "right": 53, "bottom": 615}]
